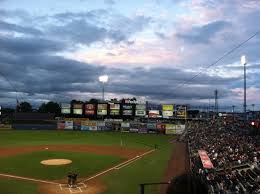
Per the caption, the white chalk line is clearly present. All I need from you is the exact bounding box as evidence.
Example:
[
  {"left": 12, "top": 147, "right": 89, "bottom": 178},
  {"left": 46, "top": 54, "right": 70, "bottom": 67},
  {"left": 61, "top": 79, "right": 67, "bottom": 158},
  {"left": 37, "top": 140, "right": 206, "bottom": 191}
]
[
  {"left": 80, "top": 149, "right": 156, "bottom": 183},
  {"left": 0, "top": 173, "right": 59, "bottom": 185},
  {"left": 0, "top": 149, "right": 155, "bottom": 187}
]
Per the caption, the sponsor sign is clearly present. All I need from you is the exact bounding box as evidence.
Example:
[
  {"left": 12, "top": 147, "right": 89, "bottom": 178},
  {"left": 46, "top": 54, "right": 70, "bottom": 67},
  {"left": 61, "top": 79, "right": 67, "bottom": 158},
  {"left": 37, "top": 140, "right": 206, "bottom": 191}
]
[
  {"left": 176, "top": 105, "right": 187, "bottom": 118},
  {"left": 110, "top": 104, "right": 120, "bottom": 109},
  {"left": 109, "top": 104, "right": 120, "bottom": 116},
  {"left": 85, "top": 104, "right": 96, "bottom": 115},
  {"left": 122, "top": 104, "right": 133, "bottom": 109},
  {"left": 149, "top": 110, "right": 160, "bottom": 118},
  {"left": 65, "top": 121, "right": 73, "bottom": 130},
  {"left": 97, "top": 104, "right": 108, "bottom": 116},
  {"left": 81, "top": 121, "right": 97, "bottom": 131},
  {"left": 61, "top": 108, "right": 70, "bottom": 114},
  {"left": 175, "top": 125, "right": 185, "bottom": 134},
  {"left": 105, "top": 122, "right": 113, "bottom": 131},
  {"left": 61, "top": 103, "right": 71, "bottom": 114},
  {"left": 57, "top": 121, "right": 65, "bottom": 130},
  {"left": 165, "top": 128, "right": 176, "bottom": 135},
  {"left": 165, "top": 124, "right": 176, "bottom": 130},
  {"left": 0, "top": 124, "right": 12, "bottom": 129},
  {"left": 110, "top": 109, "right": 120, "bottom": 116},
  {"left": 156, "top": 123, "right": 166, "bottom": 133},
  {"left": 136, "top": 104, "right": 146, "bottom": 110},
  {"left": 162, "top": 105, "right": 174, "bottom": 111},
  {"left": 162, "top": 105, "right": 173, "bottom": 118},
  {"left": 73, "top": 109, "right": 82, "bottom": 115},
  {"left": 97, "top": 121, "right": 106, "bottom": 130},
  {"left": 121, "top": 122, "right": 130, "bottom": 128},
  {"left": 130, "top": 122, "right": 139, "bottom": 132},
  {"left": 198, "top": 150, "right": 214, "bottom": 169},
  {"left": 97, "top": 109, "right": 107, "bottom": 115},
  {"left": 73, "top": 104, "right": 83, "bottom": 115},
  {"left": 138, "top": 128, "right": 148, "bottom": 133},
  {"left": 123, "top": 110, "right": 132, "bottom": 116},
  {"left": 73, "top": 120, "right": 81, "bottom": 130},
  {"left": 135, "top": 110, "right": 146, "bottom": 116}
]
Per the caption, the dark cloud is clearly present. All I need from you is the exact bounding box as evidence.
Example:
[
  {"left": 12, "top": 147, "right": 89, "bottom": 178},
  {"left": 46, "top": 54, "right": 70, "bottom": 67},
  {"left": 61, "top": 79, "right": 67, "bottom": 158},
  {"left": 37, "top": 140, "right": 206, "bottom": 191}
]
[
  {"left": 177, "top": 20, "right": 232, "bottom": 44},
  {"left": 0, "top": 36, "right": 66, "bottom": 54},
  {"left": 49, "top": 11, "right": 151, "bottom": 45},
  {"left": 0, "top": 20, "right": 42, "bottom": 35}
]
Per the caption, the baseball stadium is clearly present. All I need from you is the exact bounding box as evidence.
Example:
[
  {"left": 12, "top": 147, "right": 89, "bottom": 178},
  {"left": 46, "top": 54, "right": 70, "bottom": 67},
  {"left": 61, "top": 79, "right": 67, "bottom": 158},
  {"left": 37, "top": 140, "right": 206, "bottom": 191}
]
[{"left": 1, "top": 0, "right": 260, "bottom": 194}]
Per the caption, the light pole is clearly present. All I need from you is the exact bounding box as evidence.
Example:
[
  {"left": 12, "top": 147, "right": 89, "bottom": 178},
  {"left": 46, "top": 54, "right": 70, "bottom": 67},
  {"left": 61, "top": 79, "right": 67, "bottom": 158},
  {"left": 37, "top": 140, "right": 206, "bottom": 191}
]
[
  {"left": 232, "top": 105, "right": 235, "bottom": 122},
  {"left": 241, "top": 55, "right": 247, "bottom": 123},
  {"left": 99, "top": 75, "right": 108, "bottom": 102}
]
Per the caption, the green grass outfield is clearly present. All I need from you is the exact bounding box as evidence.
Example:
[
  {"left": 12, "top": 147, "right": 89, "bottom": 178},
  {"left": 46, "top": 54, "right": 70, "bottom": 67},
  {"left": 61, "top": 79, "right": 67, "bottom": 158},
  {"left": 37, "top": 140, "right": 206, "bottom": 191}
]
[{"left": 0, "top": 130, "right": 174, "bottom": 194}]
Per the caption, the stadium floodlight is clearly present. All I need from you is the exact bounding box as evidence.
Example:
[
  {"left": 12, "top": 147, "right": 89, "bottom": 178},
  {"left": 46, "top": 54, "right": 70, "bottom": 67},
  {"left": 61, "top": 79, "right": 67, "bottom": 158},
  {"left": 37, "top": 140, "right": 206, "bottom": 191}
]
[
  {"left": 241, "top": 55, "right": 247, "bottom": 123},
  {"left": 99, "top": 75, "right": 108, "bottom": 83},
  {"left": 99, "top": 75, "right": 109, "bottom": 101},
  {"left": 241, "top": 55, "right": 246, "bottom": 65}
]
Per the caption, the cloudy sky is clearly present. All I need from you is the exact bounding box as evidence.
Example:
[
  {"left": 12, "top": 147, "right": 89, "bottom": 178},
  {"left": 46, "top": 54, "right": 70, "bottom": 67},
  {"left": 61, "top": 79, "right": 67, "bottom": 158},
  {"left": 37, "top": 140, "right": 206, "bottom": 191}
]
[{"left": 0, "top": 0, "right": 260, "bottom": 110}]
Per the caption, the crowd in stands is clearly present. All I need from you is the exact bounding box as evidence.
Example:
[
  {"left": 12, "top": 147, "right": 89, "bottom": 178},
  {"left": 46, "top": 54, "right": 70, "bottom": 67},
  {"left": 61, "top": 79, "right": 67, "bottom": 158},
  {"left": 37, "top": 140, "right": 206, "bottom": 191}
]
[{"left": 186, "top": 119, "right": 260, "bottom": 194}]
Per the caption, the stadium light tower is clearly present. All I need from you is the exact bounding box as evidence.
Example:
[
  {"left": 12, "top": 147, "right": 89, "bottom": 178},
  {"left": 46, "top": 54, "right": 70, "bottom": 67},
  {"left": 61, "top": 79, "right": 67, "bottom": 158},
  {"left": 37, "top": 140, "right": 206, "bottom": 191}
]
[
  {"left": 241, "top": 55, "right": 247, "bottom": 123},
  {"left": 99, "top": 75, "right": 108, "bottom": 101}
]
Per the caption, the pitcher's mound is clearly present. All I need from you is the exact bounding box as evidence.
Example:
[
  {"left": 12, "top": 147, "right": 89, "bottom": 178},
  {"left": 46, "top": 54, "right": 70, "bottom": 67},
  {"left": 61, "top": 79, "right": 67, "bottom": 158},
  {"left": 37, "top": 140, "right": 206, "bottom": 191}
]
[{"left": 40, "top": 159, "right": 72, "bottom": 165}]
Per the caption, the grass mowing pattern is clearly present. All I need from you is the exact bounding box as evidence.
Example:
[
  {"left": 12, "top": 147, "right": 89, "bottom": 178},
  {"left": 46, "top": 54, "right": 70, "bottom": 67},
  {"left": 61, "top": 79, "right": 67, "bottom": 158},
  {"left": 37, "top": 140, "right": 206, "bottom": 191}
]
[
  {"left": 0, "top": 151, "right": 123, "bottom": 180},
  {"left": 101, "top": 145, "right": 173, "bottom": 194},
  {"left": 0, "top": 130, "right": 174, "bottom": 194}
]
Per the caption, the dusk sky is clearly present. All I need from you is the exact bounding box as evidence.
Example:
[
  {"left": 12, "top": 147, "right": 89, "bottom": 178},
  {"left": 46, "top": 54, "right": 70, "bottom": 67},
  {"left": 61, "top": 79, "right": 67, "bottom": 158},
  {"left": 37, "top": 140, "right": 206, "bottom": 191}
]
[{"left": 1, "top": 0, "right": 260, "bottom": 110}]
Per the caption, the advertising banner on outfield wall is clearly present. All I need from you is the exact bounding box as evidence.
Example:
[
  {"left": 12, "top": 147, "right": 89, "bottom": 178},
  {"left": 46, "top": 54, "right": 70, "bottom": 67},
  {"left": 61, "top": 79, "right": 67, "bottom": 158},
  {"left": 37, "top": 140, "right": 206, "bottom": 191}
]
[
  {"left": 85, "top": 104, "right": 96, "bottom": 115},
  {"left": 165, "top": 124, "right": 177, "bottom": 135},
  {"left": 138, "top": 123, "right": 148, "bottom": 133},
  {"left": 97, "top": 121, "right": 106, "bottom": 131},
  {"left": 129, "top": 122, "right": 139, "bottom": 132},
  {"left": 57, "top": 121, "right": 65, "bottom": 130},
  {"left": 105, "top": 122, "right": 113, "bottom": 131},
  {"left": 121, "top": 122, "right": 130, "bottom": 132},
  {"left": 97, "top": 104, "right": 108, "bottom": 116},
  {"left": 147, "top": 123, "right": 157, "bottom": 133},
  {"left": 73, "top": 120, "right": 81, "bottom": 130},
  {"left": 175, "top": 125, "right": 185, "bottom": 134},
  {"left": 61, "top": 103, "right": 71, "bottom": 114},
  {"left": 65, "top": 121, "right": 73, "bottom": 130},
  {"left": 135, "top": 110, "right": 146, "bottom": 116},
  {"left": 81, "top": 121, "right": 97, "bottom": 131},
  {"left": 156, "top": 123, "right": 166, "bottom": 133}
]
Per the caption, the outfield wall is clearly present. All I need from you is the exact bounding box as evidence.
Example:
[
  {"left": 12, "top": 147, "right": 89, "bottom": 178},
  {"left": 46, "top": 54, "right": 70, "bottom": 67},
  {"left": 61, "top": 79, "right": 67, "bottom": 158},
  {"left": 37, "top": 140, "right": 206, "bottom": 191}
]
[{"left": 57, "top": 120, "right": 186, "bottom": 135}]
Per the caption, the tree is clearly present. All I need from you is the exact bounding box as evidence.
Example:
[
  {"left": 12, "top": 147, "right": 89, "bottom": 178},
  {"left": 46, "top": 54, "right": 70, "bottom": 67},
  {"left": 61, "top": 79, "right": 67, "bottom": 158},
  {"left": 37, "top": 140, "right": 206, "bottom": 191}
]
[
  {"left": 19, "top": 102, "right": 32, "bottom": 112},
  {"left": 88, "top": 98, "right": 99, "bottom": 104},
  {"left": 38, "top": 101, "right": 61, "bottom": 114}
]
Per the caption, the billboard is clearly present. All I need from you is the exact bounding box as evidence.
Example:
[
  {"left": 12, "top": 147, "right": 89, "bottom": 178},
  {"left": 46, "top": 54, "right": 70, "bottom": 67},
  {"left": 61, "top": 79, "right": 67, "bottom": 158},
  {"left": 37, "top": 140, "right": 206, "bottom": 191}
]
[
  {"left": 61, "top": 103, "right": 71, "bottom": 114},
  {"left": 97, "top": 104, "right": 108, "bottom": 116},
  {"left": 149, "top": 110, "right": 160, "bottom": 118},
  {"left": 85, "top": 104, "right": 96, "bottom": 115},
  {"left": 57, "top": 121, "right": 65, "bottom": 130},
  {"left": 64, "top": 121, "right": 73, "bottom": 130},
  {"left": 162, "top": 104, "right": 174, "bottom": 118},
  {"left": 176, "top": 105, "right": 187, "bottom": 118},
  {"left": 198, "top": 150, "right": 214, "bottom": 169},
  {"left": 122, "top": 104, "right": 133, "bottom": 116},
  {"left": 165, "top": 124, "right": 176, "bottom": 134},
  {"left": 109, "top": 104, "right": 120, "bottom": 116},
  {"left": 73, "top": 104, "right": 83, "bottom": 115},
  {"left": 135, "top": 104, "right": 146, "bottom": 117},
  {"left": 81, "top": 121, "right": 97, "bottom": 131}
]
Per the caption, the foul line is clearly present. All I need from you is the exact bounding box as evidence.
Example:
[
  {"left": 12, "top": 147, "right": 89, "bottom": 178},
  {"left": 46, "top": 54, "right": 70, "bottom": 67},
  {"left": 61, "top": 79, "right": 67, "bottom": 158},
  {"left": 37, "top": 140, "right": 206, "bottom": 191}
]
[
  {"left": 0, "top": 149, "right": 156, "bottom": 185},
  {"left": 0, "top": 173, "right": 59, "bottom": 185},
  {"left": 80, "top": 149, "right": 155, "bottom": 183}
]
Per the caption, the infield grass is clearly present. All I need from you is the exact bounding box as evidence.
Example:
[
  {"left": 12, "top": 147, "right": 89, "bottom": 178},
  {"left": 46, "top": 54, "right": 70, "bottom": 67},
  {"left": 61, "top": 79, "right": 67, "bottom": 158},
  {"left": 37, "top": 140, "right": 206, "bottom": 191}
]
[{"left": 0, "top": 130, "right": 174, "bottom": 194}]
